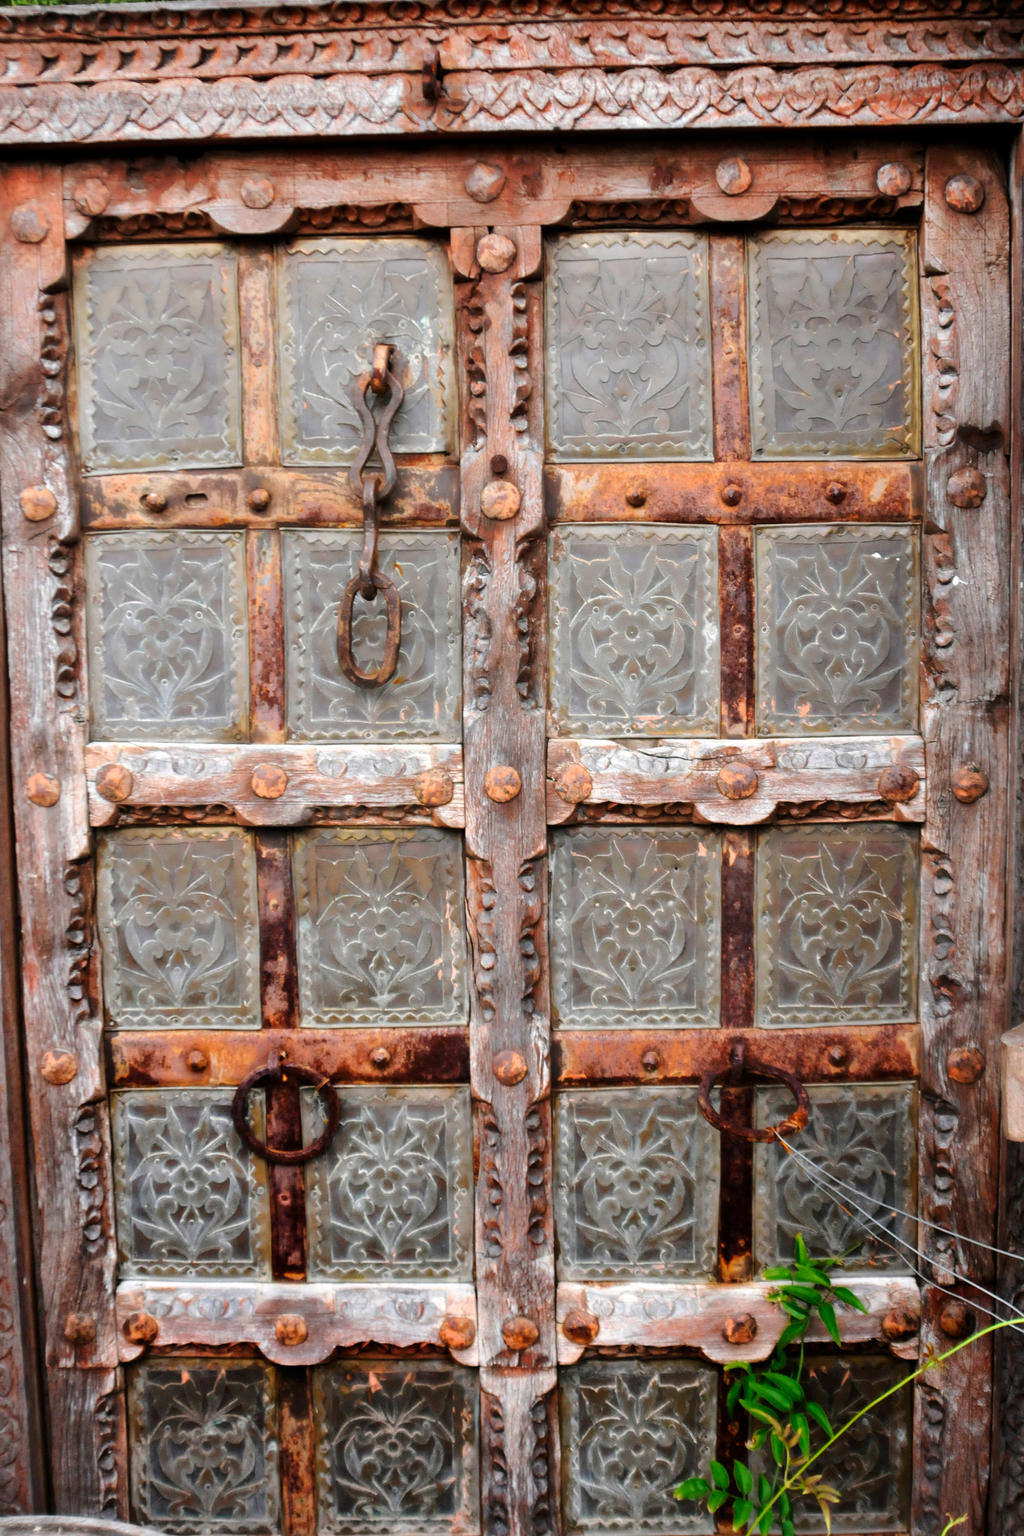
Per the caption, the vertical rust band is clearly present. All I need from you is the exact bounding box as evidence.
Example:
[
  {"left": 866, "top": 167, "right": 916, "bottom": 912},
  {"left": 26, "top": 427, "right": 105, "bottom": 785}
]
[
  {"left": 719, "top": 525, "right": 754, "bottom": 738},
  {"left": 710, "top": 235, "right": 751, "bottom": 463},
  {"left": 278, "top": 1368, "right": 317, "bottom": 1536},
  {"left": 248, "top": 528, "right": 287, "bottom": 743},
  {"left": 718, "top": 830, "right": 756, "bottom": 1284}
]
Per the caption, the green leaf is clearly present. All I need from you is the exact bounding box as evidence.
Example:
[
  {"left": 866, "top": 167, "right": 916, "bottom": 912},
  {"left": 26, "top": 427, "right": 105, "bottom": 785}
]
[
  {"left": 674, "top": 1477, "right": 710, "bottom": 1501},
  {"left": 831, "top": 1286, "right": 869, "bottom": 1314},
  {"left": 795, "top": 1233, "right": 808, "bottom": 1264},
  {"left": 770, "top": 1432, "right": 785, "bottom": 1466},
  {"left": 727, "top": 1377, "right": 745, "bottom": 1417},
  {"left": 806, "top": 1401, "right": 833, "bottom": 1437},
  {"left": 780, "top": 1297, "right": 811, "bottom": 1320},
  {"left": 794, "top": 1262, "right": 833, "bottom": 1288},
  {"left": 763, "top": 1265, "right": 794, "bottom": 1281},
  {"left": 752, "top": 1381, "right": 795, "bottom": 1413},
  {"left": 779, "top": 1491, "right": 792, "bottom": 1518},
  {"left": 779, "top": 1284, "right": 825, "bottom": 1306},
  {"left": 792, "top": 1411, "right": 810, "bottom": 1459},
  {"left": 707, "top": 1489, "right": 728, "bottom": 1514},
  {"left": 734, "top": 1498, "right": 754, "bottom": 1529},
  {"left": 745, "top": 1403, "right": 783, "bottom": 1431},
  {"left": 763, "top": 1371, "right": 805, "bottom": 1406},
  {"left": 782, "top": 1520, "right": 796, "bottom": 1536},
  {"left": 734, "top": 1462, "right": 753, "bottom": 1497},
  {"left": 817, "top": 1300, "right": 841, "bottom": 1345},
  {"left": 710, "top": 1461, "right": 730, "bottom": 1492},
  {"left": 776, "top": 1321, "right": 806, "bottom": 1353},
  {"left": 758, "top": 1473, "right": 773, "bottom": 1504},
  {"left": 757, "top": 1507, "right": 773, "bottom": 1534}
]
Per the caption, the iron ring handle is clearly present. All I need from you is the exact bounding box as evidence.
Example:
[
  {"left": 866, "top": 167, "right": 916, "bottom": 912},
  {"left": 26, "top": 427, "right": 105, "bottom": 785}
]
[
  {"left": 697, "top": 1057, "right": 810, "bottom": 1143},
  {"left": 337, "top": 569, "right": 402, "bottom": 688},
  {"left": 231, "top": 1064, "right": 340, "bottom": 1166}
]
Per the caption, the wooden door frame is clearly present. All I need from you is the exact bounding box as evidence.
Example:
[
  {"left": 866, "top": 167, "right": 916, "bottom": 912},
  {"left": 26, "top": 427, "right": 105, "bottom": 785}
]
[{"left": 0, "top": 5, "right": 1023, "bottom": 1534}]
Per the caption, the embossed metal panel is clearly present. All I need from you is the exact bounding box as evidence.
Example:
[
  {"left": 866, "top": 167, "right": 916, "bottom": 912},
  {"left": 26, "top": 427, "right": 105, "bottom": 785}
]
[
  {"left": 85, "top": 531, "right": 249, "bottom": 742},
  {"left": 560, "top": 1358, "right": 717, "bottom": 1534},
  {"left": 293, "top": 828, "right": 467, "bottom": 1026},
  {"left": 755, "top": 524, "right": 919, "bottom": 734},
  {"left": 128, "top": 1358, "right": 280, "bottom": 1532},
  {"left": 282, "top": 530, "right": 461, "bottom": 741},
  {"left": 545, "top": 231, "right": 713, "bottom": 461},
  {"left": 278, "top": 237, "right": 455, "bottom": 464},
  {"left": 755, "top": 825, "right": 918, "bottom": 1026},
  {"left": 555, "top": 1089, "right": 718, "bottom": 1278},
  {"left": 304, "top": 1087, "right": 473, "bottom": 1279},
  {"left": 550, "top": 828, "right": 720, "bottom": 1028},
  {"left": 754, "top": 1356, "right": 911, "bottom": 1531},
  {"left": 754, "top": 1085, "right": 916, "bottom": 1272},
  {"left": 314, "top": 1358, "right": 479, "bottom": 1535},
  {"left": 748, "top": 229, "right": 919, "bottom": 459},
  {"left": 112, "top": 1090, "right": 271, "bottom": 1279},
  {"left": 549, "top": 525, "right": 719, "bottom": 736},
  {"left": 73, "top": 243, "right": 242, "bottom": 473},
  {"left": 98, "top": 828, "right": 261, "bottom": 1030}
]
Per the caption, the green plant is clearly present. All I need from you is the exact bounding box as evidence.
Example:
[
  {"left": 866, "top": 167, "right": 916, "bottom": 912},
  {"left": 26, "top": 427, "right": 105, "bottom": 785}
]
[{"left": 675, "top": 1232, "right": 868, "bottom": 1536}]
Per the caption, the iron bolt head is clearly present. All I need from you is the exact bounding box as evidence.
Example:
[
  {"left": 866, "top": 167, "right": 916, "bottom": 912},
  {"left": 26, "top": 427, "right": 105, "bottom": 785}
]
[
  {"left": 241, "top": 176, "right": 275, "bottom": 209},
  {"left": 20, "top": 484, "right": 57, "bottom": 522},
  {"left": 722, "top": 1312, "right": 758, "bottom": 1346},
  {"left": 40, "top": 1050, "right": 78, "bottom": 1086},
  {"left": 552, "top": 761, "right": 592, "bottom": 806},
  {"left": 944, "top": 174, "right": 985, "bottom": 214},
  {"left": 939, "top": 1301, "right": 975, "bottom": 1338},
  {"left": 439, "top": 1314, "right": 477, "bottom": 1350},
  {"left": 11, "top": 203, "right": 50, "bottom": 243},
  {"left": 715, "top": 156, "right": 753, "bottom": 196},
  {"left": 951, "top": 765, "right": 988, "bottom": 804},
  {"left": 717, "top": 762, "right": 759, "bottom": 800},
  {"left": 562, "top": 1308, "right": 600, "bottom": 1345},
  {"left": 369, "top": 1046, "right": 391, "bottom": 1069},
  {"left": 275, "top": 1314, "right": 308, "bottom": 1346},
  {"left": 72, "top": 177, "right": 111, "bottom": 218},
  {"left": 251, "top": 764, "right": 288, "bottom": 799},
  {"left": 641, "top": 1049, "right": 661, "bottom": 1073},
  {"left": 878, "top": 764, "right": 920, "bottom": 804},
  {"left": 826, "top": 1043, "right": 849, "bottom": 1070},
  {"left": 247, "top": 487, "right": 272, "bottom": 513},
  {"left": 186, "top": 1049, "right": 210, "bottom": 1073},
  {"left": 493, "top": 1049, "right": 528, "bottom": 1086},
  {"left": 501, "top": 1315, "right": 540, "bottom": 1351},
  {"left": 881, "top": 1307, "right": 919, "bottom": 1342},
  {"left": 946, "top": 467, "right": 986, "bottom": 508},
  {"left": 720, "top": 482, "right": 743, "bottom": 508},
  {"left": 625, "top": 486, "right": 648, "bottom": 508},
  {"left": 26, "top": 773, "right": 60, "bottom": 807},
  {"left": 63, "top": 1313, "right": 96, "bottom": 1345},
  {"left": 96, "top": 763, "right": 134, "bottom": 803},
  {"left": 824, "top": 481, "right": 847, "bottom": 505},
  {"left": 477, "top": 233, "right": 517, "bottom": 273},
  {"left": 141, "top": 491, "right": 168, "bottom": 514},
  {"left": 947, "top": 1046, "right": 985, "bottom": 1085},
  {"left": 122, "top": 1311, "right": 159, "bottom": 1346},
  {"left": 876, "top": 161, "right": 913, "bottom": 198},
  {"left": 414, "top": 768, "right": 455, "bottom": 808},
  {"left": 480, "top": 480, "right": 521, "bottom": 521},
  {"left": 465, "top": 163, "right": 506, "bottom": 204},
  {"left": 485, "top": 764, "right": 522, "bottom": 803}
]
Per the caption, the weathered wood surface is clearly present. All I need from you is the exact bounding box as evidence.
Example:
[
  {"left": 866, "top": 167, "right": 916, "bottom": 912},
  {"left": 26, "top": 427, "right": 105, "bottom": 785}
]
[
  {"left": 115, "top": 1281, "right": 479, "bottom": 1366},
  {"left": 106, "top": 1028, "right": 470, "bottom": 1087},
  {"left": 912, "top": 145, "right": 1012, "bottom": 1536},
  {"left": 546, "top": 736, "right": 926, "bottom": 826},
  {"left": 84, "top": 743, "right": 465, "bottom": 828},
  {"left": 555, "top": 1277, "right": 922, "bottom": 1364},
  {"left": 0, "top": 163, "right": 127, "bottom": 1515}
]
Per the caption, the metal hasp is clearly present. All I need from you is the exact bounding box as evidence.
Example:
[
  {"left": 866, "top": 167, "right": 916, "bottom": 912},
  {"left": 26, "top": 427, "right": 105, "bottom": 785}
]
[
  {"left": 337, "top": 343, "right": 404, "bottom": 688},
  {"left": 698, "top": 1040, "right": 810, "bottom": 1142}
]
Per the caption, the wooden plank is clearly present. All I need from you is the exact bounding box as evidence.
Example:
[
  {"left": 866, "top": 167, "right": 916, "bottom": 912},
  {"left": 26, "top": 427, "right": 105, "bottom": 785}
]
[
  {"left": 555, "top": 1277, "right": 921, "bottom": 1365},
  {"left": 0, "top": 161, "right": 127, "bottom": 1514},
  {"left": 247, "top": 529, "right": 286, "bottom": 743},
  {"left": 480, "top": 1369, "right": 559, "bottom": 1536},
  {"left": 238, "top": 247, "right": 278, "bottom": 466},
  {"left": 80, "top": 463, "right": 459, "bottom": 529},
  {"left": 554, "top": 1026, "right": 920, "bottom": 1087},
  {"left": 913, "top": 145, "right": 1012, "bottom": 1536},
  {"left": 278, "top": 1370, "right": 317, "bottom": 1536},
  {"left": 115, "top": 1281, "right": 479, "bottom": 1366},
  {"left": 546, "top": 735, "right": 926, "bottom": 827},
  {"left": 546, "top": 460, "right": 921, "bottom": 525},
  {"left": 719, "top": 526, "right": 754, "bottom": 737},
  {"left": 718, "top": 831, "right": 755, "bottom": 1284},
  {"left": 106, "top": 1027, "right": 470, "bottom": 1087},
  {"left": 84, "top": 742, "right": 465, "bottom": 828},
  {"left": 709, "top": 236, "right": 750, "bottom": 462}
]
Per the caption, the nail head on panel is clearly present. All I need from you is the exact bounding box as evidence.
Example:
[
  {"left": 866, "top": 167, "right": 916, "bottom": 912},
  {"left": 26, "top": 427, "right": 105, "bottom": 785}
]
[
  {"left": 485, "top": 765, "right": 522, "bottom": 803},
  {"left": 876, "top": 161, "right": 913, "bottom": 198},
  {"left": 251, "top": 764, "right": 288, "bottom": 799},
  {"left": 715, "top": 157, "right": 753, "bottom": 196},
  {"left": 26, "top": 773, "right": 60, "bottom": 807},
  {"left": 20, "top": 484, "right": 57, "bottom": 521},
  {"left": 41, "top": 1050, "right": 78, "bottom": 1086},
  {"left": 944, "top": 174, "right": 985, "bottom": 214},
  {"left": 476, "top": 233, "right": 517, "bottom": 273},
  {"left": 480, "top": 480, "right": 521, "bottom": 521},
  {"left": 465, "top": 163, "right": 507, "bottom": 203},
  {"left": 96, "top": 763, "right": 134, "bottom": 803}
]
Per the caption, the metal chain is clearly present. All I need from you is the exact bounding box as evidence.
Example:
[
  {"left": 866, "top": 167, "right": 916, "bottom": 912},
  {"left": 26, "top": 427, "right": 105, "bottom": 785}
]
[{"left": 337, "top": 343, "right": 404, "bottom": 687}]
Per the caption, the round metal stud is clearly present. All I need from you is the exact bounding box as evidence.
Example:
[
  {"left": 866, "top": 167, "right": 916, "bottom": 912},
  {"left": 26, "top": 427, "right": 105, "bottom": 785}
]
[
  {"left": 439, "top": 1314, "right": 477, "bottom": 1351},
  {"left": 465, "top": 163, "right": 507, "bottom": 204},
  {"left": 369, "top": 1046, "right": 391, "bottom": 1069},
  {"left": 881, "top": 1307, "right": 919, "bottom": 1342},
  {"left": 485, "top": 764, "right": 522, "bottom": 803},
  {"left": 946, "top": 466, "right": 986, "bottom": 508},
  {"left": 251, "top": 764, "right": 288, "bottom": 799},
  {"left": 625, "top": 486, "right": 648, "bottom": 508},
  {"left": 493, "top": 1049, "right": 527, "bottom": 1086},
  {"left": 562, "top": 1308, "right": 600, "bottom": 1346},
  {"left": 11, "top": 203, "right": 50, "bottom": 244},
  {"left": 241, "top": 176, "right": 276, "bottom": 209},
  {"left": 722, "top": 1313, "right": 758, "bottom": 1346},
  {"left": 876, "top": 161, "right": 913, "bottom": 198},
  {"left": 824, "top": 481, "right": 847, "bottom": 505},
  {"left": 122, "top": 1311, "right": 160, "bottom": 1346},
  {"left": 878, "top": 764, "right": 920, "bottom": 804},
  {"left": 951, "top": 765, "right": 988, "bottom": 804},
  {"left": 939, "top": 1300, "right": 975, "bottom": 1338},
  {"left": 720, "top": 483, "right": 743, "bottom": 508},
  {"left": 26, "top": 773, "right": 60, "bottom": 807},
  {"left": 480, "top": 480, "right": 521, "bottom": 521},
  {"left": 477, "top": 233, "right": 517, "bottom": 273},
  {"left": 944, "top": 174, "right": 985, "bottom": 214},
  {"left": 63, "top": 1313, "right": 96, "bottom": 1345},
  {"left": 20, "top": 485, "right": 57, "bottom": 522},
  {"left": 41, "top": 1050, "right": 78, "bottom": 1086},
  {"left": 247, "top": 487, "right": 272, "bottom": 513},
  {"left": 72, "top": 177, "right": 111, "bottom": 218},
  {"left": 275, "top": 1314, "right": 309, "bottom": 1346},
  {"left": 947, "top": 1046, "right": 985, "bottom": 1085},
  {"left": 186, "top": 1048, "right": 210, "bottom": 1073},
  {"left": 95, "top": 763, "right": 134, "bottom": 803},
  {"left": 715, "top": 157, "right": 753, "bottom": 196},
  {"left": 415, "top": 768, "right": 455, "bottom": 808},
  {"left": 140, "top": 491, "right": 168, "bottom": 515},
  {"left": 641, "top": 1050, "right": 661, "bottom": 1074},
  {"left": 501, "top": 1315, "right": 539, "bottom": 1351},
  {"left": 826, "top": 1043, "right": 849, "bottom": 1070},
  {"left": 552, "top": 761, "right": 592, "bottom": 806},
  {"left": 717, "top": 762, "right": 759, "bottom": 800}
]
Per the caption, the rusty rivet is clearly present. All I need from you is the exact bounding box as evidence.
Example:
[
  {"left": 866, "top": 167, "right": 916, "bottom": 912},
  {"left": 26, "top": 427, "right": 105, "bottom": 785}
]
[
  {"left": 946, "top": 466, "right": 986, "bottom": 508},
  {"left": 876, "top": 161, "right": 913, "bottom": 198},
  {"left": 247, "top": 487, "right": 272, "bottom": 513},
  {"left": 241, "top": 176, "right": 276, "bottom": 209},
  {"left": 186, "top": 1048, "right": 210, "bottom": 1073},
  {"left": 439, "top": 1314, "right": 477, "bottom": 1351},
  {"left": 41, "top": 1050, "right": 78, "bottom": 1086},
  {"left": 947, "top": 1046, "right": 985, "bottom": 1084},
  {"left": 715, "top": 156, "right": 753, "bottom": 196},
  {"left": 641, "top": 1049, "right": 661, "bottom": 1074},
  {"left": 274, "top": 1314, "right": 308, "bottom": 1346},
  {"left": 944, "top": 174, "right": 985, "bottom": 214},
  {"left": 480, "top": 480, "right": 521, "bottom": 521},
  {"left": 26, "top": 773, "right": 60, "bottom": 807},
  {"left": 63, "top": 1313, "right": 96, "bottom": 1346},
  {"left": 140, "top": 490, "right": 168, "bottom": 514},
  {"left": 878, "top": 764, "right": 920, "bottom": 804},
  {"left": 824, "top": 480, "right": 847, "bottom": 505},
  {"left": 881, "top": 1307, "right": 919, "bottom": 1343},
  {"left": 502, "top": 1315, "right": 540, "bottom": 1352},
  {"left": 414, "top": 768, "right": 455, "bottom": 808},
  {"left": 20, "top": 484, "right": 57, "bottom": 522},
  {"left": 477, "top": 233, "right": 517, "bottom": 273},
  {"left": 493, "top": 1049, "right": 528, "bottom": 1086},
  {"left": 122, "top": 1311, "right": 159, "bottom": 1346},
  {"left": 485, "top": 764, "right": 522, "bottom": 803},
  {"left": 11, "top": 203, "right": 50, "bottom": 243},
  {"left": 73, "top": 177, "right": 111, "bottom": 218},
  {"left": 951, "top": 764, "right": 988, "bottom": 804},
  {"left": 720, "top": 482, "right": 743, "bottom": 508},
  {"left": 95, "top": 763, "right": 134, "bottom": 803},
  {"left": 826, "top": 1043, "right": 849, "bottom": 1070},
  {"left": 939, "top": 1300, "right": 975, "bottom": 1338},
  {"left": 490, "top": 453, "right": 508, "bottom": 476},
  {"left": 251, "top": 764, "right": 288, "bottom": 799},
  {"left": 625, "top": 486, "right": 648, "bottom": 508},
  {"left": 369, "top": 1045, "right": 392, "bottom": 1069},
  {"left": 465, "top": 162, "right": 506, "bottom": 203},
  {"left": 562, "top": 1308, "right": 600, "bottom": 1346},
  {"left": 552, "top": 761, "right": 593, "bottom": 806},
  {"left": 722, "top": 1312, "right": 758, "bottom": 1346},
  {"left": 717, "top": 762, "right": 759, "bottom": 800}
]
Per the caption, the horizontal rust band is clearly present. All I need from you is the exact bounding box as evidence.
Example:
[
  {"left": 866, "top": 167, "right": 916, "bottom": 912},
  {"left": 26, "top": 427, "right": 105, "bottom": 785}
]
[
  {"left": 107, "top": 1028, "right": 470, "bottom": 1088},
  {"left": 553, "top": 1026, "right": 919, "bottom": 1087},
  {"left": 546, "top": 460, "right": 922, "bottom": 525},
  {"left": 81, "top": 463, "right": 459, "bottom": 530}
]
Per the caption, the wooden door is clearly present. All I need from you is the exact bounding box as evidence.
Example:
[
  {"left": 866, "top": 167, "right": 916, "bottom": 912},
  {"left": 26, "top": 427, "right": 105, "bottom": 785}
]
[{"left": 0, "top": 139, "right": 1010, "bottom": 1536}]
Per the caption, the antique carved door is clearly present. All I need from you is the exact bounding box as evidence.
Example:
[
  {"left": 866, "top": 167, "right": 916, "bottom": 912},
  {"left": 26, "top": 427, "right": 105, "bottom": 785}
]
[{"left": 0, "top": 138, "right": 1010, "bottom": 1536}]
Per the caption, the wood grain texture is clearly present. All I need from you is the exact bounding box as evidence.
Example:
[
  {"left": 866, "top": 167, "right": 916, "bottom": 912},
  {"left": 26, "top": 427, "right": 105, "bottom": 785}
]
[
  {"left": 913, "top": 145, "right": 1012, "bottom": 1536},
  {"left": 0, "top": 162, "right": 127, "bottom": 1515}
]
